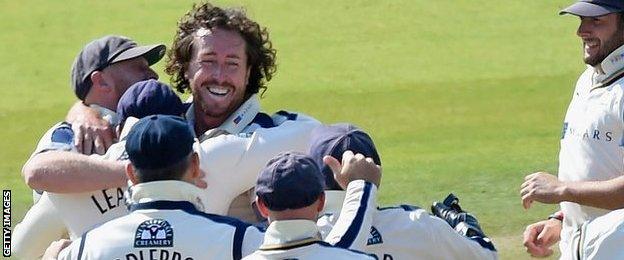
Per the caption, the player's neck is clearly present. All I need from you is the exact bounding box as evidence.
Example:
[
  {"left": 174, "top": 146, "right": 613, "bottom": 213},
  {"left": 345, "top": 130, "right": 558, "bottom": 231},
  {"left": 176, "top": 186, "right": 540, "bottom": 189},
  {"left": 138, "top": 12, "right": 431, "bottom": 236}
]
[{"left": 193, "top": 108, "right": 228, "bottom": 135}]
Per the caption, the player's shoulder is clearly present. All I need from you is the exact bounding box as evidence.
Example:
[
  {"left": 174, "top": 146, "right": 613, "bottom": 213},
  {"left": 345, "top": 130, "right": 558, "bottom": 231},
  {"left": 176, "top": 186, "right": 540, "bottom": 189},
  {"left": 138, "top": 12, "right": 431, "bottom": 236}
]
[
  {"left": 376, "top": 204, "right": 433, "bottom": 224},
  {"left": 314, "top": 241, "right": 375, "bottom": 259},
  {"left": 32, "top": 121, "right": 75, "bottom": 156},
  {"left": 250, "top": 110, "right": 320, "bottom": 129}
]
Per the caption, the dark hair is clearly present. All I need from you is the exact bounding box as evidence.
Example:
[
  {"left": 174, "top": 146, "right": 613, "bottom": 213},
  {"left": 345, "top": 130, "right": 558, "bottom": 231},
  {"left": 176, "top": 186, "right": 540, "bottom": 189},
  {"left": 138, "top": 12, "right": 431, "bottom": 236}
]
[
  {"left": 134, "top": 153, "right": 192, "bottom": 183},
  {"left": 165, "top": 2, "right": 276, "bottom": 96}
]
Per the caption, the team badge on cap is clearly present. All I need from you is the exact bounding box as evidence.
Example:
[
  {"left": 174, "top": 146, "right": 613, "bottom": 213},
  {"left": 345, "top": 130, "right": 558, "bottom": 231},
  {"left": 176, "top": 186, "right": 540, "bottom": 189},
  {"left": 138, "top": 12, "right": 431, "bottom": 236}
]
[{"left": 134, "top": 219, "right": 174, "bottom": 248}]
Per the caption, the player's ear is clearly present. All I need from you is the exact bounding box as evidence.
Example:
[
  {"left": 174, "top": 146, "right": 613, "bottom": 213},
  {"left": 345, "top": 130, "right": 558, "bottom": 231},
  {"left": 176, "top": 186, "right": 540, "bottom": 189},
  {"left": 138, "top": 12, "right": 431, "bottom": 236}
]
[
  {"left": 244, "top": 66, "right": 251, "bottom": 86},
  {"left": 190, "top": 152, "right": 200, "bottom": 179},
  {"left": 90, "top": 71, "right": 111, "bottom": 91},
  {"left": 316, "top": 192, "right": 326, "bottom": 213},
  {"left": 255, "top": 197, "right": 270, "bottom": 219},
  {"left": 126, "top": 162, "right": 139, "bottom": 185}
]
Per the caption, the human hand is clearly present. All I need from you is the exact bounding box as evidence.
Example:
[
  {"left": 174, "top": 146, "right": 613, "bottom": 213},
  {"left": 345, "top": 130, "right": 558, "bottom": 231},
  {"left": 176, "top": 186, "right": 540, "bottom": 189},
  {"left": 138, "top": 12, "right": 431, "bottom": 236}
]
[
  {"left": 71, "top": 107, "right": 115, "bottom": 155},
  {"left": 324, "top": 150, "right": 381, "bottom": 189},
  {"left": 42, "top": 239, "right": 72, "bottom": 260},
  {"left": 521, "top": 172, "right": 566, "bottom": 209},
  {"left": 522, "top": 219, "right": 562, "bottom": 257}
]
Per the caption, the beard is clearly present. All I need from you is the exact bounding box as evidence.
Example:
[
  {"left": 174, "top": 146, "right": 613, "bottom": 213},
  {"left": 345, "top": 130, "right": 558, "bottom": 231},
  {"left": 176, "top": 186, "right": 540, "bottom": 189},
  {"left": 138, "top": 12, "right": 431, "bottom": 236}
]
[{"left": 584, "top": 24, "right": 624, "bottom": 66}]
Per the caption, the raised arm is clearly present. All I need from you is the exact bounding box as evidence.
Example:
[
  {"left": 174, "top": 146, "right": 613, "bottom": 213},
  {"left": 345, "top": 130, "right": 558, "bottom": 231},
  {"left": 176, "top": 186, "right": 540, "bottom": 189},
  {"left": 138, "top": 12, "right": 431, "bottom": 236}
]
[{"left": 322, "top": 151, "right": 381, "bottom": 250}]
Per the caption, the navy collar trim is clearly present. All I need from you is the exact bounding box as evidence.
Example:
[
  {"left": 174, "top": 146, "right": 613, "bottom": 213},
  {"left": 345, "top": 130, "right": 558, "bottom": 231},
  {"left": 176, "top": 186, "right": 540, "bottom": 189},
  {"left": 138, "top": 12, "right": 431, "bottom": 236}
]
[{"left": 130, "top": 200, "right": 198, "bottom": 213}]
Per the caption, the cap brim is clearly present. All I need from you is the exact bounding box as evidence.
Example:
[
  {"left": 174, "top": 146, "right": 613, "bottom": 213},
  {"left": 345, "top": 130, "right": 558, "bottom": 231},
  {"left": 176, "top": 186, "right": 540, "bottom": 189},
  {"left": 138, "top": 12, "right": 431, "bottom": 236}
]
[
  {"left": 111, "top": 44, "right": 166, "bottom": 65},
  {"left": 559, "top": 2, "right": 620, "bottom": 17}
]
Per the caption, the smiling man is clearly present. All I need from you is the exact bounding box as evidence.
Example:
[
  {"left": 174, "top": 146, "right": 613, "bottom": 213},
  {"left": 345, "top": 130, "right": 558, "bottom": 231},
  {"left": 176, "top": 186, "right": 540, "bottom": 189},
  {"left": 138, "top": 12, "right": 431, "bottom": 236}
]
[
  {"left": 519, "top": 0, "right": 624, "bottom": 258},
  {"left": 163, "top": 2, "right": 320, "bottom": 223}
]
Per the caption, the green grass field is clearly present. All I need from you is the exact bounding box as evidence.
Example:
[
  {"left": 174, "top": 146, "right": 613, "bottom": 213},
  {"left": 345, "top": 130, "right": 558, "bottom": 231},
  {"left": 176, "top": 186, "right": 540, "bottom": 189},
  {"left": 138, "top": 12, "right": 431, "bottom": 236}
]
[{"left": 1, "top": 0, "right": 585, "bottom": 258}]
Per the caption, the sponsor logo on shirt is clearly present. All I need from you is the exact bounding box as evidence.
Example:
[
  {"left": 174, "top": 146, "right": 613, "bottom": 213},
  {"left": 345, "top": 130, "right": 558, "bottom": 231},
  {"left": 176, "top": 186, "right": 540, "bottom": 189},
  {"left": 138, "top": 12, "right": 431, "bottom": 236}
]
[
  {"left": 561, "top": 122, "right": 613, "bottom": 142},
  {"left": 367, "top": 226, "right": 383, "bottom": 245},
  {"left": 134, "top": 219, "right": 174, "bottom": 248}
]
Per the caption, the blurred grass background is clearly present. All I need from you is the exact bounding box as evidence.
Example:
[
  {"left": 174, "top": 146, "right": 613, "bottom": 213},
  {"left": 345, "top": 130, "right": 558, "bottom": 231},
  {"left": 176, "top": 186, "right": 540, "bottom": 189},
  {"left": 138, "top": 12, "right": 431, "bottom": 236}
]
[{"left": 0, "top": 0, "right": 583, "bottom": 258}]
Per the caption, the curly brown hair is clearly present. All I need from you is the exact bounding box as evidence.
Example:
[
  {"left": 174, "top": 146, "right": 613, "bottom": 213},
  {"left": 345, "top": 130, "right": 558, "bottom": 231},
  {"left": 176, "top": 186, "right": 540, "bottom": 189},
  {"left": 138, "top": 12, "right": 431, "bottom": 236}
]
[{"left": 165, "top": 2, "right": 276, "bottom": 95}]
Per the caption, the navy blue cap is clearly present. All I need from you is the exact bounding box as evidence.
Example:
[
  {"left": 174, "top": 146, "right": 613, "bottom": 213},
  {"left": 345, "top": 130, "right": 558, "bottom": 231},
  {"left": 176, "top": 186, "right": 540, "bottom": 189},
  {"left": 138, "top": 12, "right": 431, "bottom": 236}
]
[
  {"left": 117, "top": 79, "right": 184, "bottom": 129},
  {"left": 125, "top": 115, "right": 194, "bottom": 170},
  {"left": 560, "top": 0, "right": 624, "bottom": 17},
  {"left": 255, "top": 152, "right": 325, "bottom": 211},
  {"left": 308, "top": 123, "right": 381, "bottom": 190},
  {"left": 71, "top": 35, "right": 166, "bottom": 100}
]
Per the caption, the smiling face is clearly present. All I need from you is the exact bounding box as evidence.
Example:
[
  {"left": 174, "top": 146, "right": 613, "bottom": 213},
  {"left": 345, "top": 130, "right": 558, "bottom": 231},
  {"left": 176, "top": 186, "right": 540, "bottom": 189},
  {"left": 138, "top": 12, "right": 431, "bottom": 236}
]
[
  {"left": 185, "top": 27, "right": 251, "bottom": 132},
  {"left": 577, "top": 13, "right": 624, "bottom": 67}
]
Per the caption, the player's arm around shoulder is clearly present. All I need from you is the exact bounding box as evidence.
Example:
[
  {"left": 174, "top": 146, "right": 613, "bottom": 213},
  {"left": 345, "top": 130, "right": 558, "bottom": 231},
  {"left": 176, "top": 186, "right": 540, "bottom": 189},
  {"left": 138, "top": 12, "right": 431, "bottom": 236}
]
[{"left": 23, "top": 150, "right": 126, "bottom": 193}]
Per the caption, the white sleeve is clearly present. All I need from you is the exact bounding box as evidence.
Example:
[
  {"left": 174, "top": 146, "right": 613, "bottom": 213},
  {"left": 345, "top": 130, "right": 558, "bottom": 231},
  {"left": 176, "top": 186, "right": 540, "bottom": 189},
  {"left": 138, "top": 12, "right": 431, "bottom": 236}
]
[
  {"left": 198, "top": 114, "right": 321, "bottom": 215},
  {"left": 11, "top": 193, "right": 68, "bottom": 259},
  {"left": 56, "top": 237, "right": 84, "bottom": 260},
  {"left": 324, "top": 180, "right": 377, "bottom": 251},
  {"left": 25, "top": 122, "right": 76, "bottom": 201},
  {"left": 427, "top": 215, "right": 498, "bottom": 260},
  {"left": 578, "top": 209, "right": 624, "bottom": 260},
  {"left": 240, "top": 226, "right": 265, "bottom": 258}
]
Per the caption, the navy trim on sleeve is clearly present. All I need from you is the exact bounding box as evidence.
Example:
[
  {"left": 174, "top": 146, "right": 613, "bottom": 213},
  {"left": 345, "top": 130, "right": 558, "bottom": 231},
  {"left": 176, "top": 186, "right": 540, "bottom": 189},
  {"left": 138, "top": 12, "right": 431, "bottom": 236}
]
[
  {"left": 377, "top": 204, "right": 421, "bottom": 212},
  {"left": 77, "top": 230, "right": 89, "bottom": 260},
  {"left": 334, "top": 182, "right": 373, "bottom": 249},
  {"left": 232, "top": 224, "right": 245, "bottom": 260},
  {"left": 250, "top": 112, "right": 275, "bottom": 128},
  {"left": 276, "top": 110, "right": 298, "bottom": 120}
]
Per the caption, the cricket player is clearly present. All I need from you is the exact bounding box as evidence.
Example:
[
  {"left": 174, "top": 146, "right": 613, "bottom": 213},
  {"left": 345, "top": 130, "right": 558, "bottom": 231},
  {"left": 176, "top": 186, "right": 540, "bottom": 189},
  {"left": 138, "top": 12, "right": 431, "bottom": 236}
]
[
  {"left": 24, "top": 35, "right": 165, "bottom": 198},
  {"left": 14, "top": 35, "right": 165, "bottom": 259},
  {"left": 311, "top": 124, "right": 498, "bottom": 260},
  {"left": 13, "top": 80, "right": 186, "bottom": 259},
  {"left": 44, "top": 117, "right": 379, "bottom": 259},
  {"left": 244, "top": 152, "right": 375, "bottom": 259},
  {"left": 45, "top": 115, "right": 265, "bottom": 259},
  {"left": 62, "top": 2, "right": 322, "bottom": 223},
  {"left": 519, "top": 1, "right": 624, "bottom": 258}
]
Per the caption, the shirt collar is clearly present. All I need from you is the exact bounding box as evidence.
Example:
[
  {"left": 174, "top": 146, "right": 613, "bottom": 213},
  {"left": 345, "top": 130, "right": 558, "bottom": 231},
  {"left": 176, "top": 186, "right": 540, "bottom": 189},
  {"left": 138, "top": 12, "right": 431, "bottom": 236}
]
[
  {"left": 320, "top": 190, "right": 346, "bottom": 216},
  {"left": 595, "top": 44, "right": 624, "bottom": 85},
  {"left": 127, "top": 180, "right": 206, "bottom": 212},
  {"left": 186, "top": 94, "right": 261, "bottom": 139},
  {"left": 260, "top": 219, "right": 321, "bottom": 250}
]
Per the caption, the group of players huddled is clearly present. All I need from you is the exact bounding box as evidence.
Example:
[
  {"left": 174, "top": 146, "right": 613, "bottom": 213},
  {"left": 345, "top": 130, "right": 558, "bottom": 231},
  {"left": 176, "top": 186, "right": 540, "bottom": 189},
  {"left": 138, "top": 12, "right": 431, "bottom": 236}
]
[{"left": 14, "top": 0, "right": 624, "bottom": 259}]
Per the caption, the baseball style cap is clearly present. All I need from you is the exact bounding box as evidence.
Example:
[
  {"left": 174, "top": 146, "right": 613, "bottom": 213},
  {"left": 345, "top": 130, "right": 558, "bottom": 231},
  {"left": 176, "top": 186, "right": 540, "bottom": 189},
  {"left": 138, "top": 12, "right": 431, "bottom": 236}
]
[
  {"left": 71, "top": 35, "right": 166, "bottom": 100},
  {"left": 255, "top": 152, "right": 325, "bottom": 211},
  {"left": 117, "top": 79, "right": 184, "bottom": 129},
  {"left": 308, "top": 123, "right": 381, "bottom": 190},
  {"left": 125, "top": 115, "right": 194, "bottom": 170},
  {"left": 560, "top": 0, "right": 624, "bottom": 17}
]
